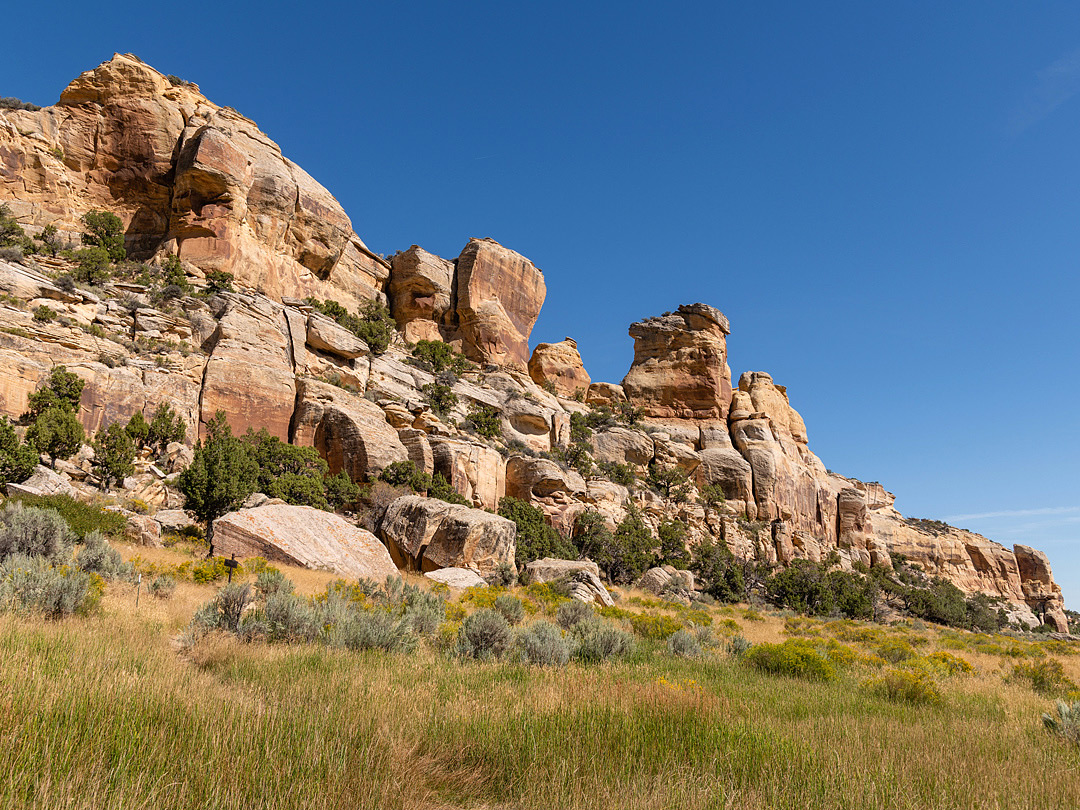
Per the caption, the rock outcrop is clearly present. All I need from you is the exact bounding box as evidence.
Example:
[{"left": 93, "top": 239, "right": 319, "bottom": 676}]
[
  {"left": 528, "top": 338, "right": 590, "bottom": 397},
  {"left": 454, "top": 238, "right": 546, "bottom": 369},
  {"left": 379, "top": 495, "right": 516, "bottom": 576},
  {"left": 622, "top": 303, "right": 733, "bottom": 420},
  {"left": 0, "top": 55, "right": 1066, "bottom": 624},
  {"left": 213, "top": 503, "right": 398, "bottom": 581},
  {"left": 0, "top": 53, "right": 390, "bottom": 312}
]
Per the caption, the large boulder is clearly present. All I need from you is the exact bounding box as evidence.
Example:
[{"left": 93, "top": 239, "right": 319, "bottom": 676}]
[
  {"left": 528, "top": 338, "right": 591, "bottom": 397},
  {"left": 213, "top": 503, "right": 398, "bottom": 581},
  {"left": 589, "top": 427, "right": 654, "bottom": 468},
  {"left": 388, "top": 245, "right": 455, "bottom": 343},
  {"left": 524, "top": 558, "right": 613, "bottom": 607},
  {"left": 379, "top": 495, "right": 516, "bottom": 575},
  {"left": 455, "top": 238, "right": 546, "bottom": 369},
  {"left": 292, "top": 378, "right": 408, "bottom": 481},
  {"left": 5, "top": 465, "right": 76, "bottom": 499},
  {"left": 622, "top": 303, "right": 732, "bottom": 421},
  {"left": 428, "top": 435, "right": 506, "bottom": 510}
]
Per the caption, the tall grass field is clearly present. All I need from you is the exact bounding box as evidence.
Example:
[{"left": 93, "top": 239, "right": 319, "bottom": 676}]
[{"left": 1, "top": 546, "right": 1078, "bottom": 810}]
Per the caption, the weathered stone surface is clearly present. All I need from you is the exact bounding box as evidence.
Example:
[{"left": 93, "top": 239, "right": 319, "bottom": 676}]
[
  {"left": 214, "top": 504, "right": 398, "bottom": 581},
  {"left": 428, "top": 435, "right": 505, "bottom": 510},
  {"left": 199, "top": 293, "right": 294, "bottom": 440},
  {"left": 6, "top": 465, "right": 76, "bottom": 499},
  {"left": 500, "top": 393, "right": 555, "bottom": 453},
  {"left": 1015, "top": 544, "right": 1068, "bottom": 632},
  {"left": 455, "top": 238, "right": 546, "bottom": 369},
  {"left": 696, "top": 446, "right": 754, "bottom": 507},
  {"left": 622, "top": 303, "right": 732, "bottom": 420},
  {"left": 389, "top": 245, "right": 455, "bottom": 343},
  {"left": 425, "top": 567, "right": 487, "bottom": 589},
  {"left": 524, "top": 558, "right": 613, "bottom": 607},
  {"left": 292, "top": 378, "right": 408, "bottom": 481},
  {"left": 585, "top": 382, "right": 626, "bottom": 408},
  {"left": 0, "top": 54, "right": 389, "bottom": 312},
  {"left": 153, "top": 509, "right": 196, "bottom": 532},
  {"left": 589, "top": 427, "right": 654, "bottom": 468},
  {"left": 505, "top": 457, "right": 586, "bottom": 502},
  {"left": 528, "top": 338, "right": 591, "bottom": 397},
  {"left": 637, "top": 566, "right": 695, "bottom": 598},
  {"left": 305, "top": 314, "right": 369, "bottom": 360},
  {"left": 125, "top": 514, "right": 162, "bottom": 547},
  {"left": 379, "top": 495, "right": 515, "bottom": 575}
]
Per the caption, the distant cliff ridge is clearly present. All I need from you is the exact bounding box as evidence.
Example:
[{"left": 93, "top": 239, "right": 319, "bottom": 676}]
[{"left": 0, "top": 54, "right": 1066, "bottom": 630}]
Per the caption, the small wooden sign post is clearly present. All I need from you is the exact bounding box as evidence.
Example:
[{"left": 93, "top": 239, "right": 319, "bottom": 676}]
[{"left": 224, "top": 554, "right": 239, "bottom": 583}]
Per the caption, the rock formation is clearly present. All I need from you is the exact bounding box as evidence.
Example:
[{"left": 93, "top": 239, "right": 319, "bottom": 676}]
[
  {"left": 213, "top": 503, "right": 398, "bottom": 582},
  {"left": 0, "top": 56, "right": 1067, "bottom": 627},
  {"left": 0, "top": 53, "right": 389, "bottom": 312}
]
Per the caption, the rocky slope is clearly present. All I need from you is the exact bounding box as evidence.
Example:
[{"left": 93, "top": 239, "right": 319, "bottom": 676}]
[{"left": 0, "top": 54, "right": 1067, "bottom": 630}]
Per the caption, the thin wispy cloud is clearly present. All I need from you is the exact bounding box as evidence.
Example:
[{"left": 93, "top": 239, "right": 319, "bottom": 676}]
[
  {"left": 945, "top": 505, "right": 1080, "bottom": 522},
  {"left": 1009, "top": 46, "right": 1080, "bottom": 136}
]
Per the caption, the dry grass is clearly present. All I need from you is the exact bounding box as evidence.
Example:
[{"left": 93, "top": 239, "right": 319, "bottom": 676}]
[{"left": 1, "top": 570, "right": 1078, "bottom": 810}]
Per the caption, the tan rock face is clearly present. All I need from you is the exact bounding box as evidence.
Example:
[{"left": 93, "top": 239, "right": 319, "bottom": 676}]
[
  {"left": 199, "top": 293, "right": 295, "bottom": 440},
  {"left": 585, "top": 382, "right": 626, "bottom": 408},
  {"left": 389, "top": 246, "right": 455, "bottom": 343},
  {"left": 528, "top": 338, "right": 591, "bottom": 397},
  {"left": 622, "top": 303, "right": 733, "bottom": 420},
  {"left": 455, "top": 238, "right": 546, "bottom": 369},
  {"left": 428, "top": 435, "right": 505, "bottom": 511},
  {"left": 379, "top": 495, "right": 516, "bottom": 575},
  {"left": 292, "top": 378, "right": 408, "bottom": 481},
  {"left": 0, "top": 53, "right": 388, "bottom": 312},
  {"left": 213, "top": 504, "right": 398, "bottom": 581},
  {"left": 589, "top": 426, "right": 654, "bottom": 468}
]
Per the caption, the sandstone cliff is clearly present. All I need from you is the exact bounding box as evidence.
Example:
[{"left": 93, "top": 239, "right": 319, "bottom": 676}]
[{"left": 0, "top": 56, "right": 1066, "bottom": 630}]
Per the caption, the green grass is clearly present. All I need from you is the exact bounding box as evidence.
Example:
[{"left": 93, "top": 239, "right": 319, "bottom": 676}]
[{"left": 2, "top": 598, "right": 1079, "bottom": 810}]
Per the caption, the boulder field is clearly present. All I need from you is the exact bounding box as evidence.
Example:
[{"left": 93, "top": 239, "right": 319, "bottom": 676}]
[{"left": 0, "top": 54, "right": 1067, "bottom": 630}]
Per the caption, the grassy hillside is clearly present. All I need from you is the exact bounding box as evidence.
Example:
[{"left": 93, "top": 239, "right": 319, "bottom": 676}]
[{"left": 2, "top": 548, "right": 1078, "bottom": 810}]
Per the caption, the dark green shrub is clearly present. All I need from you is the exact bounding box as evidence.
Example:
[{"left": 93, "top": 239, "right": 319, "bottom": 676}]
[
  {"left": 514, "top": 620, "right": 571, "bottom": 666},
  {"left": 698, "top": 482, "right": 726, "bottom": 508},
  {"left": 324, "top": 470, "right": 360, "bottom": 509},
  {"left": 32, "top": 305, "right": 55, "bottom": 323},
  {"left": 80, "top": 211, "right": 125, "bottom": 262},
  {"left": 26, "top": 406, "right": 84, "bottom": 467},
  {"left": 422, "top": 381, "right": 457, "bottom": 417},
  {"left": 25, "top": 366, "right": 84, "bottom": 420},
  {"left": 465, "top": 402, "right": 501, "bottom": 438},
  {"left": 0, "top": 98, "right": 41, "bottom": 111},
  {"left": 456, "top": 608, "right": 512, "bottom": 661},
  {"left": 125, "top": 410, "right": 151, "bottom": 449},
  {"left": 743, "top": 640, "right": 837, "bottom": 681},
  {"left": 498, "top": 496, "right": 576, "bottom": 568},
  {"left": 380, "top": 460, "right": 431, "bottom": 492},
  {"left": 352, "top": 300, "right": 396, "bottom": 355},
  {"left": 244, "top": 428, "right": 330, "bottom": 509},
  {"left": 428, "top": 472, "right": 469, "bottom": 506},
  {"left": 178, "top": 411, "right": 259, "bottom": 549},
  {"left": 0, "top": 417, "right": 37, "bottom": 486},
  {"left": 205, "top": 270, "right": 234, "bottom": 293},
  {"left": 411, "top": 339, "right": 471, "bottom": 374},
  {"left": 656, "top": 519, "right": 691, "bottom": 569},
  {"left": 92, "top": 422, "right": 135, "bottom": 491},
  {"left": 573, "top": 620, "right": 635, "bottom": 663},
  {"left": 690, "top": 538, "right": 746, "bottom": 604},
  {"left": 73, "top": 246, "right": 111, "bottom": 284},
  {"left": 148, "top": 402, "right": 186, "bottom": 451},
  {"left": 0, "top": 204, "right": 25, "bottom": 246},
  {"left": 585, "top": 508, "right": 654, "bottom": 586},
  {"left": 595, "top": 461, "right": 636, "bottom": 487},
  {"left": 647, "top": 462, "right": 691, "bottom": 501}
]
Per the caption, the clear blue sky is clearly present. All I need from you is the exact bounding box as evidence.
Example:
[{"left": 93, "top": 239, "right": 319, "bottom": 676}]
[{"left": 4, "top": 1, "right": 1078, "bottom": 606}]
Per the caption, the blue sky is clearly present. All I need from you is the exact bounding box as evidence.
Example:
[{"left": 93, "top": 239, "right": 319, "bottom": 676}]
[{"left": 4, "top": 1, "right": 1078, "bottom": 605}]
